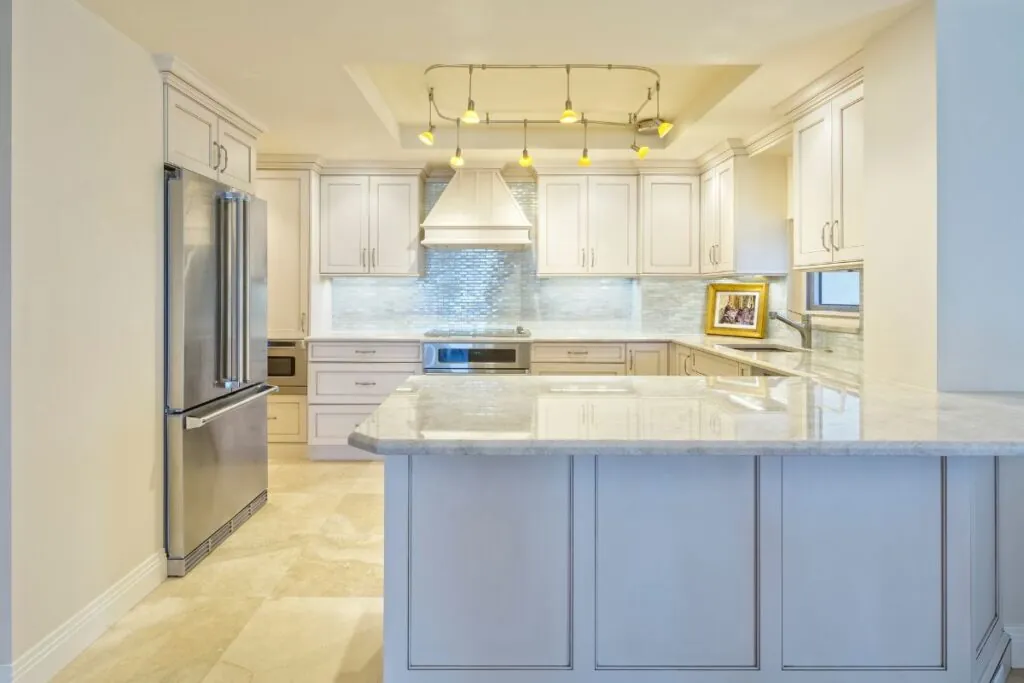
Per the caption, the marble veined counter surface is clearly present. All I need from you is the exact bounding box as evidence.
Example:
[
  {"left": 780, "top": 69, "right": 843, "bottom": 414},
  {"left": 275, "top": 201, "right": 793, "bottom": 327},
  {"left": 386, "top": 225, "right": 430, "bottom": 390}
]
[{"left": 349, "top": 374, "right": 1024, "bottom": 457}]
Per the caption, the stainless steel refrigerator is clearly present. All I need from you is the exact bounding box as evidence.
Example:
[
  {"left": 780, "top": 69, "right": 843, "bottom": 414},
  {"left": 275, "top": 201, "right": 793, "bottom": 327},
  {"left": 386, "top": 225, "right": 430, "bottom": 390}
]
[{"left": 164, "top": 166, "right": 277, "bottom": 577}]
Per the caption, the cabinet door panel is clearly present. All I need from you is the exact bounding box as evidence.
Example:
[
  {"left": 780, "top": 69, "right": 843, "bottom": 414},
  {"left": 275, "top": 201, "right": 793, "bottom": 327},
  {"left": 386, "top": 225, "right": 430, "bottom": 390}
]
[
  {"left": 832, "top": 85, "right": 865, "bottom": 263},
  {"left": 537, "top": 177, "right": 588, "bottom": 275},
  {"left": 218, "top": 119, "right": 256, "bottom": 191},
  {"left": 531, "top": 362, "right": 626, "bottom": 376},
  {"left": 793, "top": 102, "right": 834, "bottom": 267},
  {"left": 535, "top": 397, "right": 588, "bottom": 439},
  {"left": 700, "top": 170, "right": 718, "bottom": 273},
  {"left": 320, "top": 177, "right": 369, "bottom": 275},
  {"left": 641, "top": 175, "right": 701, "bottom": 274},
  {"left": 165, "top": 87, "right": 218, "bottom": 179},
  {"left": 257, "top": 172, "right": 309, "bottom": 339},
  {"left": 714, "top": 161, "right": 735, "bottom": 273},
  {"left": 627, "top": 343, "right": 669, "bottom": 376},
  {"left": 587, "top": 175, "right": 637, "bottom": 275},
  {"left": 408, "top": 456, "right": 572, "bottom": 667},
  {"left": 370, "top": 176, "right": 420, "bottom": 275},
  {"left": 690, "top": 350, "right": 741, "bottom": 376}
]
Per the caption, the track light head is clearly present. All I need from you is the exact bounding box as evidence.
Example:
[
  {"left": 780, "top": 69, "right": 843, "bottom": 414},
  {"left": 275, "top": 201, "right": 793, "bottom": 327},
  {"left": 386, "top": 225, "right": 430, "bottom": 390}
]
[
  {"left": 450, "top": 147, "right": 465, "bottom": 167},
  {"left": 418, "top": 127, "right": 435, "bottom": 146},
  {"left": 631, "top": 143, "right": 649, "bottom": 160},
  {"left": 461, "top": 101, "right": 480, "bottom": 124}
]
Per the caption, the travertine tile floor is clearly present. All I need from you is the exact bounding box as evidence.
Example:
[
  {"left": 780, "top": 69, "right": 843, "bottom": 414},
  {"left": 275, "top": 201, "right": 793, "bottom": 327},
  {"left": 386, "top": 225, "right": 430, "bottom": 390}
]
[{"left": 54, "top": 445, "right": 384, "bottom": 683}]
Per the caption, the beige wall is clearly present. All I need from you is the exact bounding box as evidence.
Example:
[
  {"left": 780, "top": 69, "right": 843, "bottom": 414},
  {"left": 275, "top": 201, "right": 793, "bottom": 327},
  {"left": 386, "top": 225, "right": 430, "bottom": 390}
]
[
  {"left": 10, "top": 0, "right": 163, "bottom": 661},
  {"left": 0, "top": 0, "right": 10, "bottom": 670},
  {"left": 862, "top": 0, "right": 937, "bottom": 391}
]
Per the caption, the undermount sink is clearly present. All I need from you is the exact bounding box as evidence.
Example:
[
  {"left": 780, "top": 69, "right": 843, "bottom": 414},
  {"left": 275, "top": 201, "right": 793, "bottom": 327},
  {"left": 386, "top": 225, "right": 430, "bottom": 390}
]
[{"left": 717, "top": 343, "right": 805, "bottom": 353}]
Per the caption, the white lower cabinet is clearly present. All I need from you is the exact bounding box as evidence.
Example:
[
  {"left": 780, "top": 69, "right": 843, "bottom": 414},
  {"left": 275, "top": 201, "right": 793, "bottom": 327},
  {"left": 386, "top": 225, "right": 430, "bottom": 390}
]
[
  {"left": 267, "top": 395, "right": 307, "bottom": 444},
  {"left": 532, "top": 363, "right": 626, "bottom": 376},
  {"left": 627, "top": 343, "right": 668, "bottom": 376},
  {"left": 307, "top": 342, "right": 421, "bottom": 460}
]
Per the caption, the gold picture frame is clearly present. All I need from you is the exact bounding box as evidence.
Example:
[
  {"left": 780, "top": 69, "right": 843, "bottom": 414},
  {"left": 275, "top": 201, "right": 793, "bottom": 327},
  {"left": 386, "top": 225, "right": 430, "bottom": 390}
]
[{"left": 704, "top": 282, "right": 769, "bottom": 338}]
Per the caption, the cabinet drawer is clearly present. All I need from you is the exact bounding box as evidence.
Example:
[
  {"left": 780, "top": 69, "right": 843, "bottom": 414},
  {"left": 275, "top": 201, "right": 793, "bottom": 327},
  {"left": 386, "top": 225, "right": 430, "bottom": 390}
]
[
  {"left": 532, "top": 343, "right": 626, "bottom": 364},
  {"left": 267, "top": 395, "right": 306, "bottom": 443},
  {"left": 309, "top": 341, "right": 422, "bottom": 363},
  {"left": 308, "top": 404, "right": 375, "bottom": 446},
  {"left": 532, "top": 362, "right": 626, "bottom": 376},
  {"left": 308, "top": 363, "right": 417, "bottom": 404},
  {"left": 690, "top": 349, "right": 742, "bottom": 376}
]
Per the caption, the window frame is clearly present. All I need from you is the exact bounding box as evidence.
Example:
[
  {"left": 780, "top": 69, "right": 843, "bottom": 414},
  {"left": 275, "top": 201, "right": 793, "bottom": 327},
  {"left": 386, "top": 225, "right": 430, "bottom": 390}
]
[{"left": 806, "top": 269, "right": 861, "bottom": 313}]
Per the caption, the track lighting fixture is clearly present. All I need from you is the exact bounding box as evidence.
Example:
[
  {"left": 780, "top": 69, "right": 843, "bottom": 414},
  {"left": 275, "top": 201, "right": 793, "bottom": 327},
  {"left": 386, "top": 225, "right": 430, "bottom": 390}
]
[
  {"left": 519, "top": 120, "right": 533, "bottom": 168},
  {"left": 654, "top": 81, "right": 673, "bottom": 138},
  {"left": 461, "top": 67, "right": 480, "bottom": 124},
  {"left": 560, "top": 66, "right": 578, "bottom": 124},
  {"left": 450, "top": 119, "right": 465, "bottom": 167},
  {"left": 578, "top": 117, "right": 591, "bottom": 167},
  {"left": 419, "top": 88, "right": 435, "bottom": 145}
]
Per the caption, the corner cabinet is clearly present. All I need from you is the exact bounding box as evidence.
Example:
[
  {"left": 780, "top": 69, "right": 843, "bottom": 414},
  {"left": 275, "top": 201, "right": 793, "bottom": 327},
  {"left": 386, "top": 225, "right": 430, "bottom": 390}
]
[
  {"left": 640, "top": 175, "right": 701, "bottom": 275},
  {"left": 157, "top": 56, "right": 262, "bottom": 193},
  {"left": 256, "top": 170, "right": 312, "bottom": 339},
  {"left": 320, "top": 175, "right": 422, "bottom": 276},
  {"left": 699, "top": 155, "right": 788, "bottom": 276},
  {"left": 793, "top": 83, "right": 864, "bottom": 267},
  {"left": 537, "top": 175, "right": 638, "bottom": 276}
]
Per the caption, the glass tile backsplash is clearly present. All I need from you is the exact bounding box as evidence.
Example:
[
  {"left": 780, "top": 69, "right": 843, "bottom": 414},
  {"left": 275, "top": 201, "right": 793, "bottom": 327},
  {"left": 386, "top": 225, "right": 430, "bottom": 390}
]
[{"left": 331, "top": 179, "right": 792, "bottom": 335}]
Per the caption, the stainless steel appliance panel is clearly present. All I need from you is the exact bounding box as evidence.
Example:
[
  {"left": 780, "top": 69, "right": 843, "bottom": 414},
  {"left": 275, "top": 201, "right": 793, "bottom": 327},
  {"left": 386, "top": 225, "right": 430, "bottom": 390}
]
[
  {"left": 166, "top": 169, "right": 268, "bottom": 411},
  {"left": 268, "top": 340, "right": 308, "bottom": 394},
  {"left": 166, "top": 383, "right": 277, "bottom": 564},
  {"left": 422, "top": 341, "right": 531, "bottom": 373}
]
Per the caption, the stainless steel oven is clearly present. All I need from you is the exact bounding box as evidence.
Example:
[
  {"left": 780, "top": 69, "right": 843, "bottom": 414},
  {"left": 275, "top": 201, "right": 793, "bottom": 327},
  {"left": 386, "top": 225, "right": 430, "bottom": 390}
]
[
  {"left": 267, "top": 340, "right": 307, "bottom": 394},
  {"left": 423, "top": 341, "right": 531, "bottom": 374}
]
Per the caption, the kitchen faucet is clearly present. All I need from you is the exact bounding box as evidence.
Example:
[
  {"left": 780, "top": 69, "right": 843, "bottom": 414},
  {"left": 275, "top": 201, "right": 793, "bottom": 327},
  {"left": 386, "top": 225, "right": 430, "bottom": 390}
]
[{"left": 769, "top": 311, "right": 813, "bottom": 349}]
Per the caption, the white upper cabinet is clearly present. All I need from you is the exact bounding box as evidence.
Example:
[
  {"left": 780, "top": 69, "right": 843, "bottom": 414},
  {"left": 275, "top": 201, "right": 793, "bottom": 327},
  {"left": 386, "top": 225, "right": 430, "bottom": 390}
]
[
  {"left": 537, "top": 175, "right": 637, "bottom": 276},
  {"left": 587, "top": 176, "right": 637, "bottom": 275},
  {"left": 165, "top": 88, "right": 218, "bottom": 175},
  {"left": 793, "top": 83, "right": 864, "bottom": 268},
  {"left": 320, "top": 175, "right": 421, "bottom": 277},
  {"left": 700, "top": 155, "right": 788, "bottom": 276},
  {"left": 217, "top": 119, "right": 257, "bottom": 191},
  {"left": 256, "top": 170, "right": 311, "bottom": 339},
  {"left": 831, "top": 85, "right": 865, "bottom": 263},
  {"left": 369, "top": 176, "right": 422, "bottom": 276},
  {"left": 157, "top": 57, "right": 264, "bottom": 193},
  {"left": 640, "top": 175, "right": 701, "bottom": 275},
  {"left": 537, "top": 177, "right": 588, "bottom": 275}
]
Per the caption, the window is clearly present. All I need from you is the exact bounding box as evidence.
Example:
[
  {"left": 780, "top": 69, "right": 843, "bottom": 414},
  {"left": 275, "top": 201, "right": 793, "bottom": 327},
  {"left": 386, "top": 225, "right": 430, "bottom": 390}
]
[{"left": 807, "top": 270, "right": 861, "bottom": 312}]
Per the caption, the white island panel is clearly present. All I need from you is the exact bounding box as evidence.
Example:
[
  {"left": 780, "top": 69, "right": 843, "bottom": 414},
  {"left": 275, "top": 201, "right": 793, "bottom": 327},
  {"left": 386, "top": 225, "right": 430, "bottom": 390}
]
[
  {"left": 595, "top": 455, "right": 757, "bottom": 668},
  {"left": 780, "top": 456, "right": 944, "bottom": 668},
  {"left": 407, "top": 455, "right": 572, "bottom": 669}
]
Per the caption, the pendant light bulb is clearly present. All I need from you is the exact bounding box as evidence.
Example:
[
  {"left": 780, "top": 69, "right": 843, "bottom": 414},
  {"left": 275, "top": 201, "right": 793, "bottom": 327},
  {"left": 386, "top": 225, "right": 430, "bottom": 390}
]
[
  {"left": 450, "top": 120, "right": 464, "bottom": 167},
  {"left": 518, "top": 120, "right": 532, "bottom": 167},
  {"left": 578, "top": 118, "right": 590, "bottom": 166},
  {"left": 419, "top": 88, "right": 435, "bottom": 145},
  {"left": 560, "top": 66, "right": 578, "bottom": 123},
  {"left": 654, "top": 81, "right": 673, "bottom": 138},
  {"left": 461, "top": 67, "right": 480, "bottom": 124}
]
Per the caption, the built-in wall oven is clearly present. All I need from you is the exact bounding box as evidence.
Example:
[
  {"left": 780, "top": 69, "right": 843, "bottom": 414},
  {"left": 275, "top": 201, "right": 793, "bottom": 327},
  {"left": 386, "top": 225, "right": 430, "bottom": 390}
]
[
  {"left": 267, "top": 340, "right": 308, "bottom": 393},
  {"left": 423, "top": 342, "right": 531, "bottom": 375}
]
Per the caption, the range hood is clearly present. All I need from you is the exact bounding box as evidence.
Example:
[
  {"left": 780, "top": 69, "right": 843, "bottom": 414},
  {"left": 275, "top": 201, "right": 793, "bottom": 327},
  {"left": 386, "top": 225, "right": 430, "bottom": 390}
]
[{"left": 421, "top": 170, "right": 532, "bottom": 247}]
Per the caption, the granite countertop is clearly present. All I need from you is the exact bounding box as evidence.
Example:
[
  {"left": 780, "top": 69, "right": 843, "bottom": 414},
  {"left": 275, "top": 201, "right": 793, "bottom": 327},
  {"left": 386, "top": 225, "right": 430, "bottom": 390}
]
[
  {"left": 305, "top": 328, "right": 862, "bottom": 388},
  {"left": 349, "top": 375, "right": 1024, "bottom": 457}
]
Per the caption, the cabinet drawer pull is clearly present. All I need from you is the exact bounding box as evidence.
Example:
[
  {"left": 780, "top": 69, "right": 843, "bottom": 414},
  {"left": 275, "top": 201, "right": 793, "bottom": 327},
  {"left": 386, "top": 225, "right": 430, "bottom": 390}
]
[
  {"left": 355, "top": 381, "right": 377, "bottom": 387},
  {"left": 267, "top": 416, "right": 278, "bottom": 421},
  {"left": 354, "top": 349, "right": 376, "bottom": 355},
  {"left": 831, "top": 220, "right": 840, "bottom": 251},
  {"left": 821, "top": 221, "right": 831, "bottom": 251},
  {"left": 581, "top": 248, "right": 586, "bottom": 268},
  {"left": 567, "top": 350, "right": 589, "bottom": 356},
  {"left": 212, "top": 142, "right": 221, "bottom": 169},
  {"left": 220, "top": 144, "right": 229, "bottom": 172},
  {"left": 591, "top": 248, "right": 595, "bottom": 268}
]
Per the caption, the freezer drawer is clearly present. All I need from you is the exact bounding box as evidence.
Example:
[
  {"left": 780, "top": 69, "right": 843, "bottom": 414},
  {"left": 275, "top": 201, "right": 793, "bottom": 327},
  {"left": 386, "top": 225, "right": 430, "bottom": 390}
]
[{"left": 166, "top": 383, "right": 277, "bottom": 575}]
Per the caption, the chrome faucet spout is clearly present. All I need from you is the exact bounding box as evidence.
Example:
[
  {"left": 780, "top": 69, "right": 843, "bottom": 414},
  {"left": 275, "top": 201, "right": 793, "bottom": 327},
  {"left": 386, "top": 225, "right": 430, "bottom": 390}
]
[{"left": 769, "top": 311, "right": 813, "bottom": 349}]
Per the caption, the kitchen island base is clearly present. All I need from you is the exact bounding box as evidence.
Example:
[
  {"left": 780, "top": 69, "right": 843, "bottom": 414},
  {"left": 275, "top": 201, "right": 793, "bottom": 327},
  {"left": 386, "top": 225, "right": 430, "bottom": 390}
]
[{"left": 382, "top": 453, "right": 1008, "bottom": 683}]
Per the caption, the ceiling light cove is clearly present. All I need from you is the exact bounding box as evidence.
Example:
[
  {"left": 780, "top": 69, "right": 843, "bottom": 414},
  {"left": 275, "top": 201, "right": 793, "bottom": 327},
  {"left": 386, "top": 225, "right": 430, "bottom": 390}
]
[{"left": 421, "top": 63, "right": 672, "bottom": 165}]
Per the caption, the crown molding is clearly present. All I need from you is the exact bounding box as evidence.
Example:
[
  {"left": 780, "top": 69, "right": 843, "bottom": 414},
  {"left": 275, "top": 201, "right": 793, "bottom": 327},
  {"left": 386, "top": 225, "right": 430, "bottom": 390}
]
[
  {"left": 257, "top": 154, "right": 325, "bottom": 172},
  {"left": 698, "top": 139, "right": 747, "bottom": 173},
  {"left": 745, "top": 122, "right": 793, "bottom": 158},
  {"left": 319, "top": 159, "right": 427, "bottom": 176},
  {"left": 775, "top": 54, "right": 864, "bottom": 121},
  {"left": 154, "top": 54, "right": 266, "bottom": 137}
]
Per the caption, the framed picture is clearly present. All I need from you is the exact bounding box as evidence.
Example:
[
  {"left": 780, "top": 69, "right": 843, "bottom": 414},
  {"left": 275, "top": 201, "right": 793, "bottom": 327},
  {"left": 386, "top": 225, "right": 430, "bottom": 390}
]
[{"left": 704, "top": 282, "right": 769, "bottom": 338}]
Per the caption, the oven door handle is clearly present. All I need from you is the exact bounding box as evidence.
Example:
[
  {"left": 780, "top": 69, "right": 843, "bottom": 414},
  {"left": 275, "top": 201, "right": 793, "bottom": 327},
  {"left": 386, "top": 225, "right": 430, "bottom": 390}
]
[{"left": 184, "top": 384, "right": 278, "bottom": 430}]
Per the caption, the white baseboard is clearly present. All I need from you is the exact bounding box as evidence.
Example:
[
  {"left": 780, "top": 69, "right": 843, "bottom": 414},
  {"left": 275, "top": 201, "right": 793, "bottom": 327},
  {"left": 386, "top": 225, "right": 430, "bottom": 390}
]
[
  {"left": 12, "top": 552, "right": 165, "bottom": 683},
  {"left": 1005, "top": 624, "right": 1024, "bottom": 672}
]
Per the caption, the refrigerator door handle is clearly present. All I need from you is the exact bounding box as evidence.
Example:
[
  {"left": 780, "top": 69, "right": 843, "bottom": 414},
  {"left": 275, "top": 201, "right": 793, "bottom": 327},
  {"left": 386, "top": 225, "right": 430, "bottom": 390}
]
[
  {"left": 238, "top": 195, "right": 251, "bottom": 384},
  {"left": 184, "top": 384, "right": 278, "bottom": 430},
  {"left": 216, "top": 195, "right": 237, "bottom": 387}
]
